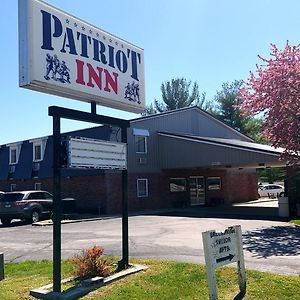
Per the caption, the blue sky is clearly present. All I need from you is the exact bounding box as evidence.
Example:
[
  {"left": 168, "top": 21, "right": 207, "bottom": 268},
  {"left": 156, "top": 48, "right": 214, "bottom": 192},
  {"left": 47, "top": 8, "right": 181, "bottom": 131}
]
[{"left": 1, "top": 0, "right": 300, "bottom": 145}]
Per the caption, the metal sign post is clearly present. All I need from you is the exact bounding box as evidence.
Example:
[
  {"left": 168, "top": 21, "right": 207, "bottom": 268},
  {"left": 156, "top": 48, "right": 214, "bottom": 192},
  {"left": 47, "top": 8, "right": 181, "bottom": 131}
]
[
  {"left": 118, "top": 126, "right": 129, "bottom": 269},
  {"left": 49, "top": 105, "right": 130, "bottom": 293},
  {"left": 52, "top": 115, "right": 62, "bottom": 292},
  {"left": 202, "top": 225, "right": 246, "bottom": 300}
]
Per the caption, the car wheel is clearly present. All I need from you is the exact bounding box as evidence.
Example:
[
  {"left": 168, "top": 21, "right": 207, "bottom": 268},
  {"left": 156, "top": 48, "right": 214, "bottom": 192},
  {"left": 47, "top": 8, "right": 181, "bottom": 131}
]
[
  {"left": 1, "top": 218, "right": 12, "bottom": 226},
  {"left": 31, "top": 210, "right": 41, "bottom": 223},
  {"left": 279, "top": 192, "right": 284, "bottom": 197}
]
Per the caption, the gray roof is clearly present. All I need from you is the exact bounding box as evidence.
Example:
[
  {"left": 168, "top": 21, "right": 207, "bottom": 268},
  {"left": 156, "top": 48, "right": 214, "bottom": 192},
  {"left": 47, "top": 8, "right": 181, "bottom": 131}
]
[
  {"left": 131, "top": 106, "right": 253, "bottom": 142},
  {"left": 157, "top": 132, "right": 284, "bottom": 156}
]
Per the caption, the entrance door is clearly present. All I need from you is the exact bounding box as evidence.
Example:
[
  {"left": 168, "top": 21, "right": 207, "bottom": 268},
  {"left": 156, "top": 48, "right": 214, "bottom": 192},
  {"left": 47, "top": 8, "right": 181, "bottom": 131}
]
[{"left": 189, "top": 176, "right": 205, "bottom": 206}]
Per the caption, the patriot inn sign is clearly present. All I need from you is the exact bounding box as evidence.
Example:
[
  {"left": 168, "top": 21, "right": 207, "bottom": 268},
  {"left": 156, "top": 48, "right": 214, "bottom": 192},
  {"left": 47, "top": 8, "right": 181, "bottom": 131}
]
[{"left": 18, "top": 0, "right": 145, "bottom": 113}]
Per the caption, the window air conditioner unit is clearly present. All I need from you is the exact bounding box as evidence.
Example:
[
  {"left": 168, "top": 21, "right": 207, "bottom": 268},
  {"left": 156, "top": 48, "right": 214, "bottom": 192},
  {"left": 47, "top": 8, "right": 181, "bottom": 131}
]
[
  {"left": 8, "top": 165, "right": 16, "bottom": 173},
  {"left": 33, "top": 162, "right": 40, "bottom": 171},
  {"left": 138, "top": 157, "right": 147, "bottom": 165}
]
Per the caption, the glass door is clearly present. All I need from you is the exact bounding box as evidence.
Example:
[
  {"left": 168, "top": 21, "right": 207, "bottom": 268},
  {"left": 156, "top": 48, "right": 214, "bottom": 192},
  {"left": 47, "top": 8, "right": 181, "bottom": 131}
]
[{"left": 189, "top": 176, "right": 205, "bottom": 206}]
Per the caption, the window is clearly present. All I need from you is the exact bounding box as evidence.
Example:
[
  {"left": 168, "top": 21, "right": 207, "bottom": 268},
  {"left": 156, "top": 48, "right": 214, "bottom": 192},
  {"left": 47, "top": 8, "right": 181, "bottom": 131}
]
[
  {"left": 135, "top": 136, "right": 147, "bottom": 153},
  {"left": 10, "top": 148, "right": 17, "bottom": 164},
  {"left": 132, "top": 128, "right": 149, "bottom": 154},
  {"left": 42, "top": 192, "right": 53, "bottom": 200},
  {"left": 30, "top": 138, "right": 47, "bottom": 162},
  {"left": 10, "top": 183, "right": 17, "bottom": 192},
  {"left": 34, "top": 144, "right": 42, "bottom": 161},
  {"left": 28, "top": 192, "right": 39, "bottom": 200},
  {"left": 137, "top": 178, "right": 148, "bottom": 197},
  {"left": 169, "top": 178, "right": 186, "bottom": 192},
  {"left": 34, "top": 182, "right": 42, "bottom": 191},
  {"left": 7, "top": 142, "right": 22, "bottom": 165},
  {"left": 207, "top": 177, "right": 221, "bottom": 190}
]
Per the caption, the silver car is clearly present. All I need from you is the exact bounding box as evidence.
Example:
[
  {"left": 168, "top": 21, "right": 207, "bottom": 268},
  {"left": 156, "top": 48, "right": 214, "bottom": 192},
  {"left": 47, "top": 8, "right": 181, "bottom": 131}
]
[
  {"left": 258, "top": 184, "right": 284, "bottom": 198},
  {"left": 0, "top": 190, "right": 53, "bottom": 226}
]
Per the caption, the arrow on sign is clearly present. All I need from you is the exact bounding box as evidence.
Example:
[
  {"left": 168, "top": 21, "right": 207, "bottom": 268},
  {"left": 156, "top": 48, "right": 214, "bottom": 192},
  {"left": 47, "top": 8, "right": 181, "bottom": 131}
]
[{"left": 216, "top": 253, "right": 235, "bottom": 264}]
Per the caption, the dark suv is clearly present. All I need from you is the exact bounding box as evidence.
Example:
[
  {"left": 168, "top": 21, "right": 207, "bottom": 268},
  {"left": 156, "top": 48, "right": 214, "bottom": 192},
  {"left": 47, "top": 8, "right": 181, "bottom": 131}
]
[{"left": 0, "top": 191, "right": 53, "bottom": 225}]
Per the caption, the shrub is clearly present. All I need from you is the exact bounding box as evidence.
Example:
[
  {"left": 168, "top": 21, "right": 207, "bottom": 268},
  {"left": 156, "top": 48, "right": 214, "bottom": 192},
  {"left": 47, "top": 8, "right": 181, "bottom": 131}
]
[{"left": 70, "top": 245, "right": 112, "bottom": 279}]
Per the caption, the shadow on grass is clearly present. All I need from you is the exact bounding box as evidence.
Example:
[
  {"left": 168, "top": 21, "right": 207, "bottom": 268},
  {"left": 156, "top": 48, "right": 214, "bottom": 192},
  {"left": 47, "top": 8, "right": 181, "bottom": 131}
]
[{"left": 242, "top": 226, "right": 300, "bottom": 258}]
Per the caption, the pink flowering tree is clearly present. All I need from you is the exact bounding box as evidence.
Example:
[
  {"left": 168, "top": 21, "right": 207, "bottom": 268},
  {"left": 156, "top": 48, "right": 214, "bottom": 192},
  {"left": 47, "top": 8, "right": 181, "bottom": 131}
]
[{"left": 239, "top": 42, "right": 300, "bottom": 164}]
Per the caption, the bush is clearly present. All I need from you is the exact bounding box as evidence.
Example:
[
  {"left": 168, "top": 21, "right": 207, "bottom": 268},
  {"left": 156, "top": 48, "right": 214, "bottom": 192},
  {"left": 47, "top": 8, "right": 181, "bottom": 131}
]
[{"left": 70, "top": 245, "right": 112, "bottom": 279}]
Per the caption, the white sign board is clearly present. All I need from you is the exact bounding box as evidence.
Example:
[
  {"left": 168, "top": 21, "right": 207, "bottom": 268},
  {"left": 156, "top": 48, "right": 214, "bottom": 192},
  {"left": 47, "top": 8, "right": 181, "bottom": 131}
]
[
  {"left": 68, "top": 137, "right": 127, "bottom": 170},
  {"left": 205, "top": 226, "right": 238, "bottom": 268},
  {"left": 202, "top": 225, "right": 246, "bottom": 300},
  {"left": 18, "top": 0, "right": 145, "bottom": 113}
]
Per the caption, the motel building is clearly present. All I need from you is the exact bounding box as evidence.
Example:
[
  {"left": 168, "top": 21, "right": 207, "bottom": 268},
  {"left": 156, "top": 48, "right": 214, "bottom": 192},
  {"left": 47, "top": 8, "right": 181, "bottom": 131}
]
[{"left": 0, "top": 106, "right": 286, "bottom": 215}]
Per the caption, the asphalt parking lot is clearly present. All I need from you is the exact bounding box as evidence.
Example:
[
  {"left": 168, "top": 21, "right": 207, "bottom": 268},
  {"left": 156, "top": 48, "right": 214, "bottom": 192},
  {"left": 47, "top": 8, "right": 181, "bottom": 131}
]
[{"left": 0, "top": 200, "right": 299, "bottom": 276}]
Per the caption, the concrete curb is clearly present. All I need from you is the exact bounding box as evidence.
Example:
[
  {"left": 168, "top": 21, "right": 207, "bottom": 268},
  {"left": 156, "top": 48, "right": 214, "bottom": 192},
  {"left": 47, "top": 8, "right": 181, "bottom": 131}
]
[
  {"left": 30, "top": 263, "right": 148, "bottom": 299},
  {"left": 32, "top": 215, "right": 119, "bottom": 226},
  {"left": 32, "top": 203, "right": 290, "bottom": 227}
]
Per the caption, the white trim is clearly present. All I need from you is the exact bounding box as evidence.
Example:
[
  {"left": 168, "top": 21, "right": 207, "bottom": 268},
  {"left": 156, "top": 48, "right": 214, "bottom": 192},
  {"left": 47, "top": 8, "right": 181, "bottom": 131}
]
[
  {"left": 29, "top": 137, "right": 48, "bottom": 144},
  {"left": 34, "top": 182, "right": 42, "bottom": 191},
  {"left": 9, "top": 147, "right": 18, "bottom": 165},
  {"left": 33, "top": 144, "right": 42, "bottom": 162},
  {"left": 10, "top": 184, "right": 17, "bottom": 192},
  {"left": 30, "top": 138, "right": 47, "bottom": 162},
  {"left": 135, "top": 135, "right": 147, "bottom": 154},
  {"left": 8, "top": 143, "right": 23, "bottom": 165},
  {"left": 6, "top": 141, "right": 23, "bottom": 147},
  {"left": 137, "top": 178, "right": 148, "bottom": 197}
]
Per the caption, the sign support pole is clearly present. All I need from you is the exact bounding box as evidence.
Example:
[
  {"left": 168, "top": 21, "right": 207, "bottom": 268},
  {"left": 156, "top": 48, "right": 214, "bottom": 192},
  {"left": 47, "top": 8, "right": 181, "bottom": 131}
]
[
  {"left": 118, "top": 126, "right": 129, "bottom": 269},
  {"left": 91, "top": 101, "right": 96, "bottom": 114},
  {"left": 52, "top": 115, "right": 62, "bottom": 293},
  {"left": 236, "top": 226, "right": 246, "bottom": 296},
  {"left": 49, "top": 106, "right": 130, "bottom": 292},
  {"left": 202, "top": 231, "right": 218, "bottom": 300}
]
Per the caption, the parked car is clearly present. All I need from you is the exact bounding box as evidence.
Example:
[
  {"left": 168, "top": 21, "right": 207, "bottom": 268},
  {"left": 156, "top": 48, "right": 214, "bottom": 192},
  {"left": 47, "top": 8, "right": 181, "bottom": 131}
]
[
  {"left": 0, "top": 190, "right": 53, "bottom": 226},
  {"left": 258, "top": 184, "right": 284, "bottom": 198}
]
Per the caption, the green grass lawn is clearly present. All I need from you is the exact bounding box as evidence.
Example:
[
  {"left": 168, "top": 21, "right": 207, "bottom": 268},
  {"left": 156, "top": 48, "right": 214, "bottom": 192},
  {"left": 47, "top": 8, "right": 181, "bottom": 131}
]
[
  {"left": 290, "top": 219, "right": 300, "bottom": 226},
  {"left": 0, "top": 259, "right": 299, "bottom": 300}
]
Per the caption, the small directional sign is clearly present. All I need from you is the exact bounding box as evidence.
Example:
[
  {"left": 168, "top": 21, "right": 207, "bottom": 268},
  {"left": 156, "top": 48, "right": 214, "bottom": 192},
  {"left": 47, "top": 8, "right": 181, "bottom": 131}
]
[
  {"left": 202, "top": 225, "right": 246, "bottom": 300},
  {"left": 207, "top": 226, "right": 238, "bottom": 268},
  {"left": 216, "top": 253, "right": 234, "bottom": 264}
]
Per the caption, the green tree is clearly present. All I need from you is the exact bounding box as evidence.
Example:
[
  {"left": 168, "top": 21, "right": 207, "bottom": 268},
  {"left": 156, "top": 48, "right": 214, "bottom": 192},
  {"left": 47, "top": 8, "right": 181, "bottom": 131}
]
[
  {"left": 214, "top": 80, "right": 264, "bottom": 142},
  {"left": 257, "top": 167, "right": 286, "bottom": 184},
  {"left": 155, "top": 78, "right": 200, "bottom": 112},
  {"left": 143, "top": 102, "right": 157, "bottom": 116},
  {"left": 214, "top": 80, "right": 244, "bottom": 130},
  {"left": 143, "top": 78, "right": 213, "bottom": 115}
]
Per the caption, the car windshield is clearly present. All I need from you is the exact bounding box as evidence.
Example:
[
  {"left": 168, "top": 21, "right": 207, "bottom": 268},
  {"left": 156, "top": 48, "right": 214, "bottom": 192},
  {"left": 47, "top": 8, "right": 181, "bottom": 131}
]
[
  {"left": 0, "top": 193, "right": 24, "bottom": 202},
  {"left": 258, "top": 186, "right": 266, "bottom": 191}
]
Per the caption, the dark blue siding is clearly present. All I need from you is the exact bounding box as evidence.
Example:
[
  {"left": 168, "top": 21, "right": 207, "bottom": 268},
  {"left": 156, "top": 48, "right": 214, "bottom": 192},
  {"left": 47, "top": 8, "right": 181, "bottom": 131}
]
[
  {"left": 0, "top": 125, "right": 110, "bottom": 180},
  {"left": 0, "top": 147, "right": 9, "bottom": 180},
  {"left": 14, "top": 141, "right": 32, "bottom": 179}
]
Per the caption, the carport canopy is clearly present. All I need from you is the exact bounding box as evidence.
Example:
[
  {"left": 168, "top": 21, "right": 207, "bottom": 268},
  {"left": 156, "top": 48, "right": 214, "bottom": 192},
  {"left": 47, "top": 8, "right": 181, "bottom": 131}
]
[{"left": 158, "top": 132, "right": 286, "bottom": 169}]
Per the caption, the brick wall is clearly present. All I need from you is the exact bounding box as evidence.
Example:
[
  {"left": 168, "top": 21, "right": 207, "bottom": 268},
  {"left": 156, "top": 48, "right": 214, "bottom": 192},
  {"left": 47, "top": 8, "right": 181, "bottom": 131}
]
[
  {"left": 0, "top": 175, "right": 107, "bottom": 214},
  {"left": 225, "top": 169, "right": 258, "bottom": 203},
  {"left": 0, "top": 168, "right": 259, "bottom": 215}
]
